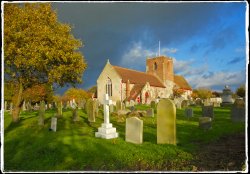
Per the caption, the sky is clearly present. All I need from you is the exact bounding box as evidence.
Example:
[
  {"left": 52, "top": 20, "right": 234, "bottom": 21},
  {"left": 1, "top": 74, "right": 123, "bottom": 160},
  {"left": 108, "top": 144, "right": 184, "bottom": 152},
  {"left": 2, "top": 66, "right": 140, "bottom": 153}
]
[{"left": 51, "top": 2, "right": 247, "bottom": 94}]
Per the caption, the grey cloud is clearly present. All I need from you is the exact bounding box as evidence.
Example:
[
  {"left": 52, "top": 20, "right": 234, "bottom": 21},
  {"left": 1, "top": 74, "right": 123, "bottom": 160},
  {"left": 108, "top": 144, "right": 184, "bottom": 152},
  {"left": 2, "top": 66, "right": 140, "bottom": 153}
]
[{"left": 227, "top": 56, "right": 244, "bottom": 65}]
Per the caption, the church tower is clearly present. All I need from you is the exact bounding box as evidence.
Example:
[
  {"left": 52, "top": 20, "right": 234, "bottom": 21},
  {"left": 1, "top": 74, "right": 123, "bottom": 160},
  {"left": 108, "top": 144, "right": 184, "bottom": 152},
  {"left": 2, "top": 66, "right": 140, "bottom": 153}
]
[{"left": 146, "top": 56, "right": 174, "bottom": 83}]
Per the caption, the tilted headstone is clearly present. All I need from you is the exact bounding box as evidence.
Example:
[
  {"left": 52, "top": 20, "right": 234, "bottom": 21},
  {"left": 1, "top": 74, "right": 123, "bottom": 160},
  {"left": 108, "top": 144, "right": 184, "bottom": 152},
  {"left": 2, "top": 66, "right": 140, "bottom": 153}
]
[
  {"left": 146, "top": 108, "right": 154, "bottom": 117},
  {"left": 185, "top": 108, "right": 193, "bottom": 118},
  {"left": 231, "top": 99, "right": 245, "bottom": 122},
  {"left": 95, "top": 94, "right": 118, "bottom": 139},
  {"left": 202, "top": 106, "right": 214, "bottom": 119},
  {"left": 51, "top": 117, "right": 57, "bottom": 132},
  {"left": 126, "top": 117, "right": 143, "bottom": 144},
  {"left": 10, "top": 102, "right": 13, "bottom": 113},
  {"left": 38, "top": 100, "right": 45, "bottom": 126},
  {"left": 86, "top": 99, "right": 96, "bottom": 122},
  {"left": 199, "top": 117, "right": 212, "bottom": 130},
  {"left": 157, "top": 99, "right": 176, "bottom": 145}
]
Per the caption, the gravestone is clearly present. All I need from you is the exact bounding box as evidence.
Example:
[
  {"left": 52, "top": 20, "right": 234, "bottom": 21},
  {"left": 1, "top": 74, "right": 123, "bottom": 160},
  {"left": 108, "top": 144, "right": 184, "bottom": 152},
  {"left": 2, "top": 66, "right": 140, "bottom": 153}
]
[
  {"left": 38, "top": 100, "right": 45, "bottom": 126},
  {"left": 157, "top": 99, "right": 176, "bottom": 145},
  {"left": 185, "top": 108, "right": 193, "bottom": 118},
  {"left": 129, "top": 106, "right": 135, "bottom": 112},
  {"left": 51, "top": 117, "right": 57, "bottom": 132},
  {"left": 94, "top": 100, "right": 99, "bottom": 116},
  {"left": 202, "top": 106, "right": 214, "bottom": 119},
  {"left": 126, "top": 117, "right": 143, "bottom": 144},
  {"left": 22, "top": 101, "right": 26, "bottom": 111},
  {"left": 86, "top": 99, "right": 96, "bottom": 122},
  {"left": 195, "top": 98, "right": 202, "bottom": 106},
  {"left": 146, "top": 108, "right": 154, "bottom": 117},
  {"left": 72, "top": 102, "right": 79, "bottom": 122},
  {"left": 95, "top": 94, "right": 118, "bottom": 139},
  {"left": 125, "top": 101, "right": 130, "bottom": 108},
  {"left": 221, "top": 85, "right": 233, "bottom": 104},
  {"left": 181, "top": 100, "right": 188, "bottom": 108},
  {"left": 66, "top": 101, "right": 70, "bottom": 109},
  {"left": 231, "top": 99, "right": 245, "bottom": 122},
  {"left": 130, "top": 100, "right": 135, "bottom": 106},
  {"left": 109, "top": 104, "right": 114, "bottom": 113},
  {"left": 116, "top": 100, "right": 122, "bottom": 111},
  {"left": 203, "top": 99, "right": 212, "bottom": 106},
  {"left": 57, "top": 101, "right": 63, "bottom": 117},
  {"left": 78, "top": 98, "right": 86, "bottom": 109},
  {"left": 199, "top": 117, "right": 212, "bottom": 130},
  {"left": 27, "top": 101, "right": 32, "bottom": 111}
]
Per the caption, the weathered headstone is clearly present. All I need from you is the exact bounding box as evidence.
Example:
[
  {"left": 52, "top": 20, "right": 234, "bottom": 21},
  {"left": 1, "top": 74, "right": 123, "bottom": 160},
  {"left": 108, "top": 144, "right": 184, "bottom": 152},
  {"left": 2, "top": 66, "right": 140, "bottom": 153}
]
[
  {"left": 38, "top": 100, "right": 45, "bottom": 126},
  {"left": 51, "top": 117, "right": 57, "bottom": 132},
  {"left": 126, "top": 117, "right": 143, "bottom": 144},
  {"left": 95, "top": 94, "right": 118, "bottom": 139},
  {"left": 116, "top": 100, "right": 122, "bottom": 111},
  {"left": 78, "top": 98, "right": 86, "bottom": 109},
  {"left": 157, "top": 99, "right": 176, "bottom": 145},
  {"left": 10, "top": 102, "right": 13, "bottom": 113},
  {"left": 86, "top": 99, "right": 96, "bottom": 122},
  {"left": 202, "top": 106, "right": 214, "bottom": 119},
  {"left": 221, "top": 85, "right": 233, "bottom": 104},
  {"left": 181, "top": 100, "right": 189, "bottom": 108},
  {"left": 22, "top": 101, "right": 26, "bottom": 111},
  {"left": 231, "top": 99, "right": 245, "bottom": 122},
  {"left": 185, "top": 108, "right": 193, "bottom": 118},
  {"left": 146, "top": 108, "right": 154, "bottom": 117},
  {"left": 199, "top": 117, "right": 212, "bottom": 130},
  {"left": 27, "top": 101, "right": 32, "bottom": 111},
  {"left": 109, "top": 104, "right": 114, "bottom": 113},
  {"left": 72, "top": 102, "right": 79, "bottom": 122}
]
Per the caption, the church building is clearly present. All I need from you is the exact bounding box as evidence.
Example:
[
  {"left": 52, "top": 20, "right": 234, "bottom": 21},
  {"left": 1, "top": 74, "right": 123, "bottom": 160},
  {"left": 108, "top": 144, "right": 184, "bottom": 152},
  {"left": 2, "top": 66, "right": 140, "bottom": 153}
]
[{"left": 97, "top": 56, "right": 192, "bottom": 104}]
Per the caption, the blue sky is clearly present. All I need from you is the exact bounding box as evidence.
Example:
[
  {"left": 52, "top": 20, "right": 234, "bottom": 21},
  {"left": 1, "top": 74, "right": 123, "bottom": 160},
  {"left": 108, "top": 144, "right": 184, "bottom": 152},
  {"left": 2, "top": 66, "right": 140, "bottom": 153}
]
[{"left": 51, "top": 2, "right": 247, "bottom": 94}]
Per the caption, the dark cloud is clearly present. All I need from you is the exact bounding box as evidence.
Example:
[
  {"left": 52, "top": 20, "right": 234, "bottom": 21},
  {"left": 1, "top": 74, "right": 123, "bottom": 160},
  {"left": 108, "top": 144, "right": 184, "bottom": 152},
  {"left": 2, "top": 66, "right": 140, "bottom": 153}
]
[
  {"left": 202, "top": 71, "right": 214, "bottom": 79},
  {"left": 50, "top": 2, "right": 246, "bottom": 94},
  {"left": 227, "top": 56, "right": 244, "bottom": 65}
]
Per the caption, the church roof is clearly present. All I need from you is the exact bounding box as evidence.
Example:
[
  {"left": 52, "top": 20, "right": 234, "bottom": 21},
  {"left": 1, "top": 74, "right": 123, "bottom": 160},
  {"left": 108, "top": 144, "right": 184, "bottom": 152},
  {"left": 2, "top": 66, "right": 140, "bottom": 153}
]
[
  {"left": 174, "top": 75, "right": 192, "bottom": 90},
  {"left": 112, "top": 65, "right": 165, "bottom": 88},
  {"left": 127, "top": 84, "right": 145, "bottom": 101}
]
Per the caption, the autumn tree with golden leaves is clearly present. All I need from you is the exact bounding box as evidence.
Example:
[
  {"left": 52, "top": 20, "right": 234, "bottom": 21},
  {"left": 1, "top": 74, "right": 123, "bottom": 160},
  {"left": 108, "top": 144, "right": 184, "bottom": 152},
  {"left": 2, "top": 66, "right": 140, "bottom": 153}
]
[{"left": 4, "top": 3, "right": 87, "bottom": 122}]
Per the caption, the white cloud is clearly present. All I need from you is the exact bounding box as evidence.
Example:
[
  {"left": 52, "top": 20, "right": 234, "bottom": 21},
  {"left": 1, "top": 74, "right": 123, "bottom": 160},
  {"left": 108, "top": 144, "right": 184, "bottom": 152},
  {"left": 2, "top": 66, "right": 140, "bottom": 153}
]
[
  {"left": 186, "top": 70, "right": 245, "bottom": 89},
  {"left": 121, "top": 41, "right": 178, "bottom": 68}
]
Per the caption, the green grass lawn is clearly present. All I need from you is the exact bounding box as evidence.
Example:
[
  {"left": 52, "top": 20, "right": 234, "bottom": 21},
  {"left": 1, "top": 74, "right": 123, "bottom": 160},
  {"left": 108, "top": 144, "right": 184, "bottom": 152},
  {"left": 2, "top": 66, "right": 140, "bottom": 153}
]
[{"left": 3, "top": 105, "right": 245, "bottom": 171}]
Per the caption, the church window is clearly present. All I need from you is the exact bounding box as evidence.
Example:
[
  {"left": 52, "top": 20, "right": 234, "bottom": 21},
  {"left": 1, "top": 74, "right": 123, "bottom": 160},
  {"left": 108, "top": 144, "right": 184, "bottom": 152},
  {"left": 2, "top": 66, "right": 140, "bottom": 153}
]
[
  {"left": 154, "top": 62, "right": 157, "bottom": 70},
  {"left": 106, "top": 77, "right": 112, "bottom": 97}
]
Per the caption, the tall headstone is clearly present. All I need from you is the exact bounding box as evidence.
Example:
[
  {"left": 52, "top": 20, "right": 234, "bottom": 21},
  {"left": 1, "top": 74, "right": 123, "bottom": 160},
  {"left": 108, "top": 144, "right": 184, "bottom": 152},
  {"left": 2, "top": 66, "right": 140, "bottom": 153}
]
[
  {"left": 185, "top": 108, "right": 193, "bottom": 118},
  {"left": 38, "top": 100, "right": 45, "bottom": 126},
  {"left": 95, "top": 94, "right": 118, "bottom": 139},
  {"left": 72, "top": 102, "right": 79, "bottom": 122},
  {"left": 126, "top": 117, "right": 143, "bottom": 144},
  {"left": 22, "top": 101, "right": 26, "bottom": 111},
  {"left": 231, "top": 98, "right": 245, "bottom": 122},
  {"left": 116, "top": 100, "right": 122, "bottom": 111},
  {"left": 157, "top": 99, "right": 176, "bottom": 145},
  {"left": 10, "top": 102, "right": 13, "bottom": 113},
  {"left": 51, "top": 117, "right": 57, "bottom": 132},
  {"left": 202, "top": 106, "right": 214, "bottom": 119},
  {"left": 86, "top": 99, "right": 96, "bottom": 122}
]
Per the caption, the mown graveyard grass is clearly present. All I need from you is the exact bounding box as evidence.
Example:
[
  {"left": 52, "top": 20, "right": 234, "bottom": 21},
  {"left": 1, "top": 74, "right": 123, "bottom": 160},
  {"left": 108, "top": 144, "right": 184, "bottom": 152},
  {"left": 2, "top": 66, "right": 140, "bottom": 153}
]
[{"left": 3, "top": 105, "right": 245, "bottom": 171}]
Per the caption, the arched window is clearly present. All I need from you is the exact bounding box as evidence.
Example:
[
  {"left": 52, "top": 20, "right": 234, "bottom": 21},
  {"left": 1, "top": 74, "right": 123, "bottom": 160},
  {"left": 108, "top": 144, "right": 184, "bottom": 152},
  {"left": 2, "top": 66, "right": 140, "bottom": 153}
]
[
  {"left": 106, "top": 77, "right": 112, "bottom": 97},
  {"left": 154, "top": 62, "right": 157, "bottom": 70}
]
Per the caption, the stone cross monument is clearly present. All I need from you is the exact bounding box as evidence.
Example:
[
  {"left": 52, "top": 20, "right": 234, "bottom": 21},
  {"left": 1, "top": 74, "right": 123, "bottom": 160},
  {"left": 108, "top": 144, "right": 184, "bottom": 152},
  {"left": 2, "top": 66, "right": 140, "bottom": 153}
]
[{"left": 95, "top": 94, "right": 118, "bottom": 139}]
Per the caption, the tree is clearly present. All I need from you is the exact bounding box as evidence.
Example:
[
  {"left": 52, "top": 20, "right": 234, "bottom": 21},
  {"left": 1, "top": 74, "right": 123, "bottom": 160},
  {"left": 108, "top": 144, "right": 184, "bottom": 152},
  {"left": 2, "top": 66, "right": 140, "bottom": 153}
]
[
  {"left": 64, "top": 88, "right": 90, "bottom": 103},
  {"left": 4, "top": 3, "right": 87, "bottom": 122},
  {"left": 236, "top": 84, "right": 245, "bottom": 98},
  {"left": 172, "top": 88, "right": 185, "bottom": 98},
  {"left": 194, "top": 88, "right": 212, "bottom": 99}
]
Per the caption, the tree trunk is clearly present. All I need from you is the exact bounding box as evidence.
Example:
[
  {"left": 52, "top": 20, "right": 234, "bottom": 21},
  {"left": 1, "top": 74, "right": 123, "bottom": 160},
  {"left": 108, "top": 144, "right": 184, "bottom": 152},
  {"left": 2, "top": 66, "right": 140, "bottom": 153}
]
[{"left": 12, "top": 83, "right": 24, "bottom": 123}]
